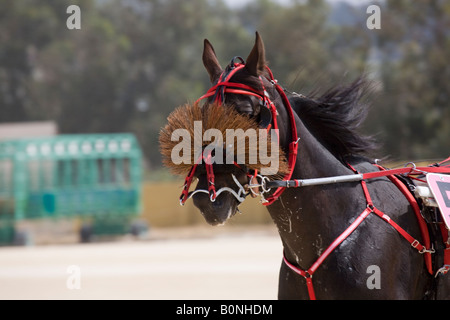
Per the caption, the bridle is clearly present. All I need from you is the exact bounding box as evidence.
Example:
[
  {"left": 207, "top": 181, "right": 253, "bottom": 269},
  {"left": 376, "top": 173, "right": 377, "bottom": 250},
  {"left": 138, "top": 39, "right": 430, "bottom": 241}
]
[{"left": 179, "top": 57, "right": 299, "bottom": 206}]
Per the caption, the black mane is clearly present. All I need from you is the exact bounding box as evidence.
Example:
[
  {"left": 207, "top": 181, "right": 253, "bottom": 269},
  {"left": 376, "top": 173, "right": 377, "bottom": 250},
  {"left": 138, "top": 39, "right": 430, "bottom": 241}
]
[
  {"left": 226, "top": 65, "right": 377, "bottom": 161},
  {"left": 290, "top": 78, "right": 378, "bottom": 161}
]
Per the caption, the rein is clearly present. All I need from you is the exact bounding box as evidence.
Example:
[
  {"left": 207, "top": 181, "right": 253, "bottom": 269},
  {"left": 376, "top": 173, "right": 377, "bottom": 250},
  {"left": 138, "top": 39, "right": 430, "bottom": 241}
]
[
  {"left": 265, "top": 161, "right": 450, "bottom": 189},
  {"left": 179, "top": 58, "right": 299, "bottom": 206}
]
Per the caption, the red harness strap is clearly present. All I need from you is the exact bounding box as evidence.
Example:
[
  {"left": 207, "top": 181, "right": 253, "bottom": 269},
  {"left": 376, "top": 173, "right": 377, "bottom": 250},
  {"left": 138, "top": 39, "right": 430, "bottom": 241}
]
[
  {"left": 362, "top": 165, "right": 450, "bottom": 179},
  {"left": 283, "top": 207, "right": 373, "bottom": 300},
  {"left": 438, "top": 223, "right": 450, "bottom": 276},
  {"left": 373, "top": 164, "right": 433, "bottom": 274},
  {"left": 283, "top": 163, "right": 430, "bottom": 300}
]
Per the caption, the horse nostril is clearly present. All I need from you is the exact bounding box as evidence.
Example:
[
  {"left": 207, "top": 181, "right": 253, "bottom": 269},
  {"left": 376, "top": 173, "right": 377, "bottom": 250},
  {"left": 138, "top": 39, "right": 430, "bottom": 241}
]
[{"left": 212, "top": 197, "right": 223, "bottom": 207}]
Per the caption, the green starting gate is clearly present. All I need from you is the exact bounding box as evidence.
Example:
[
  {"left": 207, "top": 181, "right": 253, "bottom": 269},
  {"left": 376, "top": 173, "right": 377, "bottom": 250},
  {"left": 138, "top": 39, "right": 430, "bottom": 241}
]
[{"left": 0, "top": 133, "right": 142, "bottom": 244}]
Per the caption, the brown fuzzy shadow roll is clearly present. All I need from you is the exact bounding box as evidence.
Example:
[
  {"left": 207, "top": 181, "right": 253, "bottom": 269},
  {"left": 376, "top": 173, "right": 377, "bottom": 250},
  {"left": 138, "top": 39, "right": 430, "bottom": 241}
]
[{"left": 159, "top": 102, "right": 288, "bottom": 178}]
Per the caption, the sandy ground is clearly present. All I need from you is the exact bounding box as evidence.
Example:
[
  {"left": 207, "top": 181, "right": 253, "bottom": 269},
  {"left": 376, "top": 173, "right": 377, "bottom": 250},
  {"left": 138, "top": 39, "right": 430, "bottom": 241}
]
[{"left": 0, "top": 226, "right": 283, "bottom": 300}]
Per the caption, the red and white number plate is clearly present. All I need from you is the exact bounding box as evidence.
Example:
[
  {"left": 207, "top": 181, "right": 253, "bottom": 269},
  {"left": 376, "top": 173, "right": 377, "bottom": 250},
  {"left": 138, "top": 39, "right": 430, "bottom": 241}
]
[{"left": 427, "top": 173, "right": 450, "bottom": 229}]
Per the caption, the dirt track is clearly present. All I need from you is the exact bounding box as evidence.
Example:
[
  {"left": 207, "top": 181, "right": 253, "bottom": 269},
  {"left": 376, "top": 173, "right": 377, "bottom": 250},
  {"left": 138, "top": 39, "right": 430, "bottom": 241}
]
[{"left": 0, "top": 227, "right": 282, "bottom": 300}]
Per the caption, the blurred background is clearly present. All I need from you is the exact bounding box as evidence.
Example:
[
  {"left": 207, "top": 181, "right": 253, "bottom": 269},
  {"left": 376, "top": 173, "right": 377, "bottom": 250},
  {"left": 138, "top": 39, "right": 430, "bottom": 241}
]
[{"left": 0, "top": 0, "right": 448, "bottom": 299}]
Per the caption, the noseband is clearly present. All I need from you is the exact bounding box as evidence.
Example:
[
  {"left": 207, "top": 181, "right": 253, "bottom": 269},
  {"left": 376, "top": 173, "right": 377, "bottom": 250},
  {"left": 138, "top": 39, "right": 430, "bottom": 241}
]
[{"left": 179, "top": 58, "right": 299, "bottom": 206}]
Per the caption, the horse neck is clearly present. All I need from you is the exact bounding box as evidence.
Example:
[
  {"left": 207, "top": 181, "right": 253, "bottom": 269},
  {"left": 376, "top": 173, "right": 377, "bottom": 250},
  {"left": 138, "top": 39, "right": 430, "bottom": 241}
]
[
  {"left": 296, "top": 119, "right": 351, "bottom": 179},
  {"left": 269, "top": 105, "right": 358, "bottom": 268},
  {"left": 278, "top": 102, "right": 351, "bottom": 180}
]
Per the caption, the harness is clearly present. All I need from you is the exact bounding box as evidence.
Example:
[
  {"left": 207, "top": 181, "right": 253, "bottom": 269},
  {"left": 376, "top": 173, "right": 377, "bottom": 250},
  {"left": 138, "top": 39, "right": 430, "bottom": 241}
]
[
  {"left": 178, "top": 57, "right": 450, "bottom": 299},
  {"left": 179, "top": 58, "right": 299, "bottom": 206},
  {"left": 281, "top": 160, "right": 450, "bottom": 299}
]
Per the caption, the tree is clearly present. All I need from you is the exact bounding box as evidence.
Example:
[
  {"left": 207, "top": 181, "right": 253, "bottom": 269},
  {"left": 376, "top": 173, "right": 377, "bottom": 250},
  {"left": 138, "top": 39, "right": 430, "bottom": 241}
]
[
  {"left": 0, "top": 1, "right": 67, "bottom": 122},
  {"left": 368, "top": 0, "right": 450, "bottom": 160}
]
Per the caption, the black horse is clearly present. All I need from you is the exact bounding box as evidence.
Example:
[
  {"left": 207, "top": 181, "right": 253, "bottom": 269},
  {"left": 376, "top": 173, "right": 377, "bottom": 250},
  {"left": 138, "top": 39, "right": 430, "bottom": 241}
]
[{"left": 191, "top": 32, "right": 450, "bottom": 299}]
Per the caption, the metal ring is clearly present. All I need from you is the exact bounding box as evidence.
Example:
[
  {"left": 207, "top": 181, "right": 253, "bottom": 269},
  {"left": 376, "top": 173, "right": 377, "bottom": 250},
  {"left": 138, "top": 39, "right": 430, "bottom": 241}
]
[
  {"left": 404, "top": 162, "right": 416, "bottom": 170},
  {"left": 260, "top": 175, "right": 272, "bottom": 193}
]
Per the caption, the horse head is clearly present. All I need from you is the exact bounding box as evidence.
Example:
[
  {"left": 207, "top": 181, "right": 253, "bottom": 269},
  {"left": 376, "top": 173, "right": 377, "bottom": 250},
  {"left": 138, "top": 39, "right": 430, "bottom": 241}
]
[{"left": 191, "top": 32, "right": 291, "bottom": 225}]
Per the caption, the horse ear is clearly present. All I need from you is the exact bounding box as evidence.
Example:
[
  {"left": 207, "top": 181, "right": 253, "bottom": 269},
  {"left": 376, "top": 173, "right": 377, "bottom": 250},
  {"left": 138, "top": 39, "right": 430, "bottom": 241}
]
[
  {"left": 202, "top": 39, "right": 223, "bottom": 83},
  {"left": 245, "top": 32, "right": 266, "bottom": 77}
]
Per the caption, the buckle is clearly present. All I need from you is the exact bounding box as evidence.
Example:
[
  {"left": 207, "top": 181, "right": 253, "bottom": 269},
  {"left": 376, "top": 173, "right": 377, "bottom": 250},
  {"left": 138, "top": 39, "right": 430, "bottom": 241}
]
[
  {"left": 419, "top": 244, "right": 435, "bottom": 254},
  {"left": 411, "top": 239, "right": 420, "bottom": 249}
]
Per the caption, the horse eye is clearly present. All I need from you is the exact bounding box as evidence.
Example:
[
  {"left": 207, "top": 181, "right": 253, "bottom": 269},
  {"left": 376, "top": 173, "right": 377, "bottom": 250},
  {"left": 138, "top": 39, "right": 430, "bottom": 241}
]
[{"left": 237, "top": 103, "right": 254, "bottom": 115}]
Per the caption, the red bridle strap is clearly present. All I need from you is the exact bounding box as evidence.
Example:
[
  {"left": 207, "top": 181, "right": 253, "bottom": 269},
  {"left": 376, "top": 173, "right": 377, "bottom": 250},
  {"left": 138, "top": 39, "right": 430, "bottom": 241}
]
[
  {"left": 262, "top": 70, "right": 298, "bottom": 205},
  {"left": 197, "top": 81, "right": 264, "bottom": 102},
  {"left": 204, "top": 149, "right": 216, "bottom": 200},
  {"left": 183, "top": 62, "right": 299, "bottom": 206},
  {"left": 180, "top": 162, "right": 199, "bottom": 205},
  {"left": 179, "top": 151, "right": 216, "bottom": 205}
]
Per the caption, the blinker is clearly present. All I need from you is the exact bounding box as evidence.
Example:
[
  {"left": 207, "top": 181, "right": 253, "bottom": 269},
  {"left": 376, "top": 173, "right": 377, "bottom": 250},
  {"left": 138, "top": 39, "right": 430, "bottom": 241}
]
[{"left": 258, "top": 103, "right": 273, "bottom": 129}]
